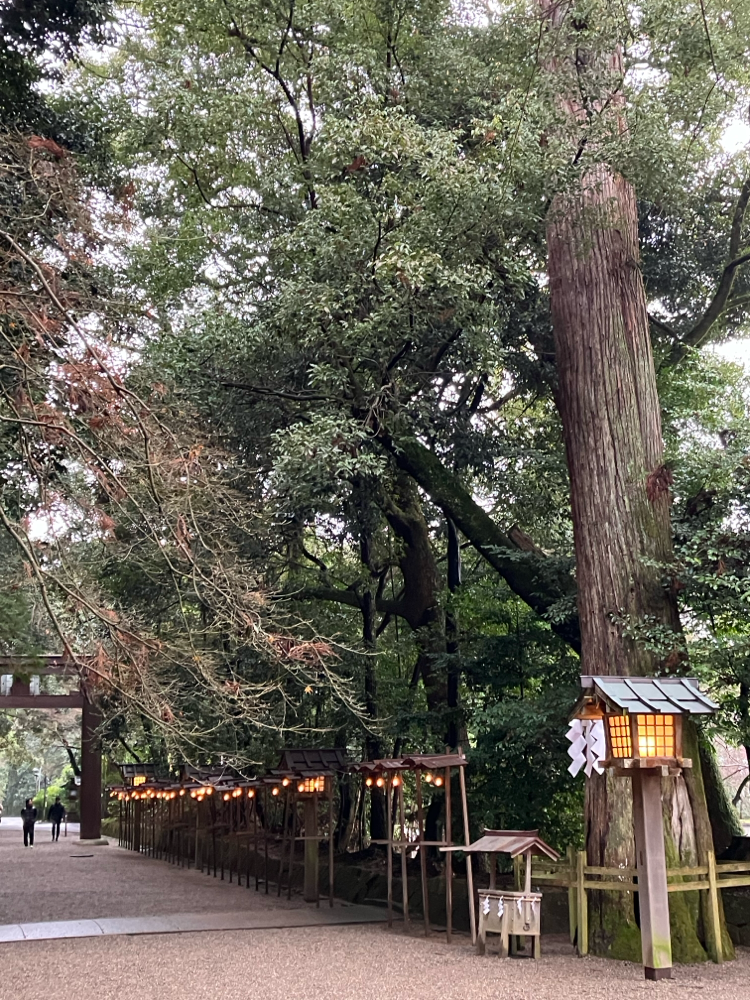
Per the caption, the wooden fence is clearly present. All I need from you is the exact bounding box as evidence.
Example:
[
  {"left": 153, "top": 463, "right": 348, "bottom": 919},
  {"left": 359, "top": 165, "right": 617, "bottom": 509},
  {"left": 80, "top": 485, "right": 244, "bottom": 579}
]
[{"left": 522, "top": 847, "right": 750, "bottom": 964}]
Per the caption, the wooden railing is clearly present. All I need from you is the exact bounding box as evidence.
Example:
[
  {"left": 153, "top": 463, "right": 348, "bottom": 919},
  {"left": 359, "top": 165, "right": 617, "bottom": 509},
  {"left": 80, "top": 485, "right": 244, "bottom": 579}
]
[{"left": 520, "top": 847, "right": 750, "bottom": 964}]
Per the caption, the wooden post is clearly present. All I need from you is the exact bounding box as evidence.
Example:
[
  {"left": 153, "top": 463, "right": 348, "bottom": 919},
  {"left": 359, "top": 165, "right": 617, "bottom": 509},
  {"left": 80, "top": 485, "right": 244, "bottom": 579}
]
[
  {"left": 288, "top": 793, "right": 296, "bottom": 900},
  {"left": 415, "top": 770, "right": 430, "bottom": 935},
  {"left": 328, "top": 779, "right": 335, "bottom": 908},
  {"left": 567, "top": 844, "right": 577, "bottom": 945},
  {"left": 304, "top": 794, "right": 319, "bottom": 903},
  {"left": 387, "top": 779, "right": 393, "bottom": 928},
  {"left": 513, "top": 853, "right": 522, "bottom": 891},
  {"left": 445, "top": 766, "right": 452, "bottom": 944},
  {"left": 398, "top": 778, "right": 410, "bottom": 929},
  {"left": 632, "top": 769, "right": 672, "bottom": 980},
  {"left": 576, "top": 849, "right": 588, "bottom": 956},
  {"left": 79, "top": 698, "right": 102, "bottom": 841},
  {"left": 133, "top": 798, "right": 142, "bottom": 854},
  {"left": 254, "top": 795, "right": 259, "bottom": 890},
  {"left": 524, "top": 850, "right": 532, "bottom": 894},
  {"left": 458, "top": 759, "right": 476, "bottom": 944},
  {"left": 278, "top": 789, "right": 290, "bottom": 897},
  {"left": 707, "top": 850, "right": 724, "bottom": 964},
  {"left": 264, "top": 787, "right": 269, "bottom": 894},
  {"left": 489, "top": 853, "right": 496, "bottom": 890}
]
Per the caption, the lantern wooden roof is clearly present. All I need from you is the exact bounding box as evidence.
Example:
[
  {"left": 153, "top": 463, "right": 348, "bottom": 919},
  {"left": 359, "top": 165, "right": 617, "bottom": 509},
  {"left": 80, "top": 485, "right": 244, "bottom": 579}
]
[
  {"left": 578, "top": 676, "right": 717, "bottom": 716},
  {"left": 443, "top": 829, "right": 559, "bottom": 860},
  {"left": 271, "top": 748, "right": 350, "bottom": 777},
  {"left": 351, "top": 753, "right": 467, "bottom": 774},
  {"left": 117, "top": 763, "right": 157, "bottom": 781}
]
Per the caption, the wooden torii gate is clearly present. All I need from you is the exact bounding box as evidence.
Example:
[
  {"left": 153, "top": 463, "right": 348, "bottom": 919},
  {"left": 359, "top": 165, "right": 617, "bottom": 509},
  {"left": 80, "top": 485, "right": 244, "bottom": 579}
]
[{"left": 0, "top": 655, "right": 104, "bottom": 842}]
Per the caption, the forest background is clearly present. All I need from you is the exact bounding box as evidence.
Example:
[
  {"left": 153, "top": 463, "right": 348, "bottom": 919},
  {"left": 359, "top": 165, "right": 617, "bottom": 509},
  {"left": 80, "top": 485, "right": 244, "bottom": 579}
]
[{"left": 2, "top": 0, "right": 750, "bottom": 936}]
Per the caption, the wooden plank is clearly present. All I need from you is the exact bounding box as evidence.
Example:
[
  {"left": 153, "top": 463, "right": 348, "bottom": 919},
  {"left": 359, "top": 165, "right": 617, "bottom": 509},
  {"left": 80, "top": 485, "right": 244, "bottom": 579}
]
[
  {"left": 716, "top": 861, "right": 750, "bottom": 873},
  {"left": 667, "top": 865, "right": 709, "bottom": 877},
  {"left": 444, "top": 766, "right": 452, "bottom": 944},
  {"left": 585, "top": 865, "right": 639, "bottom": 876},
  {"left": 0, "top": 694, "right": 84, "bottom": 708},
  {"left": 398, "top": 780, "right": 410, "bottom": 929},
  {"left": 666, "top": 881, "right": 709, "bottom": 893},
  {"left": 386, "top": 780, "right": 393, "bottom": 929},
  {"left": 713, "top": 875, "right": 750, "bottom": 889},
  {"left": 577, "top": 850, "right": 588, "bottom": 955},
  {"left": 567, "top": 845, "right": 577, "bottom": 945},
  {"left": 584, "top": 880, "right": 639, "bottom": 891},
  {"left": 708, "top": 851, "right": 724, "bottom": 964},
  {"left": 458, "top": 758, "right": 476, "bottom": 945},
  {"left": 415, "top": 770, "right": 430, "bottom": 936}
]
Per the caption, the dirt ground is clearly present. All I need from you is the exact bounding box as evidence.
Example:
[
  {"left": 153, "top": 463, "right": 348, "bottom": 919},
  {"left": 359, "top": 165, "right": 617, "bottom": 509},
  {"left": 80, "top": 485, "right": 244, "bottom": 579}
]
[
  {"left": 2, "top": 819, "right": 750, "bottom": 1000},
  {"left": 4, "top": 925, "right": 750, "bottom": 1000}
]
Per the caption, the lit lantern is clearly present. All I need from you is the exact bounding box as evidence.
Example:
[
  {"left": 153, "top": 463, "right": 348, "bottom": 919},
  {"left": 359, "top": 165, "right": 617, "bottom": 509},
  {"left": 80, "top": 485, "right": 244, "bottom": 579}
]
[
  {"left": 282, "top": 777, "right": 290, "bottom": 787},
  {"left": 573, "top": 675, "right": 717, "bottom": 770},
  {"left": 391, "top": 776, "right": 401, "bottom": 787},
  {"left": 570, "top": 674, "right": 717, "bottom": 983},
  {"left": 434, "top": 776, "right": 444, "bottom": 787},
  {"left": 297, "top": 777, "right": 325, "bottom": 793},
  {"left": 365, "top": 777, "right": 374, "bottom": 787},
  {"left": 375, "top": 777, "right": 385, "bottom": 788},
  {"left": 223, "top": 792, "right": 231, "bottom": 801},
  {"left": 179, "top": 789, "right": 186, "bottom": 797},
  {"left": 247, "top": 789, "right": 255, "bottom": 798},
  {"left": 424, "top": 773, "right": 433, "bottom": 784},
  {"left": 272, "top": 786, "right": 280, "bottom": 796}
]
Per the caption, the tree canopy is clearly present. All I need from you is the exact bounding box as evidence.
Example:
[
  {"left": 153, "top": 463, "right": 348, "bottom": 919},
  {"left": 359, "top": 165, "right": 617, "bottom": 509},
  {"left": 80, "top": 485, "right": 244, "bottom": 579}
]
[{"left": 1, "top": 0, "right": 750, "bottom": 854}]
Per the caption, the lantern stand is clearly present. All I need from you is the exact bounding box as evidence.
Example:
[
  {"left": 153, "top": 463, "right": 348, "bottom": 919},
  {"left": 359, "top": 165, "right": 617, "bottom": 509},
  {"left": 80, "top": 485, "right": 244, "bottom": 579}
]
[
  {"left": 443, "top": 830, "right": 559, "bottom": 958},
  {"left": 352, "top": 752, "right": 475, "bottom": 943},
  {"left": 269, "top": 749, "right": 349, "bottom": 906},
  {"left": 571, "top": 675, "right": 718, "bottom": 981}
]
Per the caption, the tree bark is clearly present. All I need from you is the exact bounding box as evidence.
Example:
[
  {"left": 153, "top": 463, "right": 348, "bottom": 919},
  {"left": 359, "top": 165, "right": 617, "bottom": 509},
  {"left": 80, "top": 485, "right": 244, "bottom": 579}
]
[
  {"left": 547, "top": 163, "right": 731, "bottom": 961},
  {"left": 380, "top": 473, "right": 449, "bottom": 718}
]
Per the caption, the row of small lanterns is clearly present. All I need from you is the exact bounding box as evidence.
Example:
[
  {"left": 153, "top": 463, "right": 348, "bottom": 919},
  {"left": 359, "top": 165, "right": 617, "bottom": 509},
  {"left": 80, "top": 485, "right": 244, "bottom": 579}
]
[
  {"left": 363, "top": 773, "right": 444, "bottom": 788},
  {"left": 112, "top": 777, "right": 329, "bottom": 803},
  {"left": 113, "top": 769, "right": 444, "bottom": 803}
]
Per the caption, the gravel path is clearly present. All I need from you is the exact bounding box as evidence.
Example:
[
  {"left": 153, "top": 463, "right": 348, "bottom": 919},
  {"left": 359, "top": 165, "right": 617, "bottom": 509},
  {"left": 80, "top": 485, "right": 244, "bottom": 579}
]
[
  {"left": 2, "top": 819, "right": 749, "bottom": 999},
  {"left": 4, "top": 926, "right": 750, "bottom": 1000},
  {"left": 0, "top": 817, "right": 311, "bottom": 924}
]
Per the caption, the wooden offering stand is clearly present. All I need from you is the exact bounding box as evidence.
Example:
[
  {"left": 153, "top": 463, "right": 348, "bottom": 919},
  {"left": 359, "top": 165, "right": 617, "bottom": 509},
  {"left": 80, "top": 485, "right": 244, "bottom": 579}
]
[{"left": 443, "top": 830, "right": 558, "bottom": 959}]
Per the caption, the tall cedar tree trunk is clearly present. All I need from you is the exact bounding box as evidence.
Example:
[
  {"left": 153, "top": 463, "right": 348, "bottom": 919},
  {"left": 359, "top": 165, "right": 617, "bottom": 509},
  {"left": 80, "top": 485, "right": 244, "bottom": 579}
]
[{"left": 548, "top": 164, "right": 731, "bottom": 960}]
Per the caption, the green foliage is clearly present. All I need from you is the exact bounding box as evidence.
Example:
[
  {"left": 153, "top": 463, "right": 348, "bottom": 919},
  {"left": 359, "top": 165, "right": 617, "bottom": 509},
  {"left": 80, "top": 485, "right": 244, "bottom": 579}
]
[{"left": 2, "top": 0, "right": 750, "bottom": 848}]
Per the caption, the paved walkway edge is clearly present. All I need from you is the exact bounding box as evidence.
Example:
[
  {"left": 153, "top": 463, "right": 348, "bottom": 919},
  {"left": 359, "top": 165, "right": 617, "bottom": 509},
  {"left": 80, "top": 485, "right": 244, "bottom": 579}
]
[{"left": 0, "top": 905, "right": 392, "bottom": 944}]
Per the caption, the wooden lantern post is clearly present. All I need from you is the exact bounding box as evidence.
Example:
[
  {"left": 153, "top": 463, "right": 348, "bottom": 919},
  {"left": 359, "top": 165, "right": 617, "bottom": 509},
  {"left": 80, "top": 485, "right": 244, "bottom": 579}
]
[{"left": 571, "top": 676, "right": 718, "bottom": 981}]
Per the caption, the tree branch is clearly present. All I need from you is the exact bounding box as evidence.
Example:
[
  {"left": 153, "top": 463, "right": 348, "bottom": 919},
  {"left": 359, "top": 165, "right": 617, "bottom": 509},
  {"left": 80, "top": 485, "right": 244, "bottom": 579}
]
[
  {"left": 669, "top": 177, "right": 750, "bottom": 364},
  {"left": 283, "top": 585, "right": 405, "bottom": 618},
  {"left": 380, "top": 432, "right": 581, "bottom": 651}
]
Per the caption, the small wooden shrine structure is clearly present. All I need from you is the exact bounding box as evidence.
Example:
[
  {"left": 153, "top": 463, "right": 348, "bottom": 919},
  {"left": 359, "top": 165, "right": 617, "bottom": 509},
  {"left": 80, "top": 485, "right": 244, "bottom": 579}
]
[
  {"left": 351, "top": 752, "right": 475, "bottom": 942},
  {"left": 444, "top": 829, "right": 559, "bottom": 958},
  {"left": 270, "top": 748, "right": 349, "bottom": 906}
]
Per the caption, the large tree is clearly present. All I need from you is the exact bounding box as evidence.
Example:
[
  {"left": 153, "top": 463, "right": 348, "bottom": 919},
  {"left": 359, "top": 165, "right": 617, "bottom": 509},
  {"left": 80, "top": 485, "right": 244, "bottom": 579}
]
[{"left": 17, "top": 0, "right": 750, "bottom": 943}]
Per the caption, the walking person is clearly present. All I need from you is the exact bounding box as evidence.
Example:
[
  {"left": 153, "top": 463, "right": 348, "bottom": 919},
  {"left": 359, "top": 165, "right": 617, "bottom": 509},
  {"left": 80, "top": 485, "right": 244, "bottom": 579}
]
[
  {"left": 47, "top": 796, "right": 66, "bottom": 842},
  {"left": 21, "top": 798, "right": 37, "bottom": 847}
]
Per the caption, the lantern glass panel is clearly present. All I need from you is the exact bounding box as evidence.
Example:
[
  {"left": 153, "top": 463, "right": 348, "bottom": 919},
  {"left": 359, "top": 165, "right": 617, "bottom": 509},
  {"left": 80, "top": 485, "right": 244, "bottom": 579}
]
[
  {"left": 637, "top": 714, "right": 674, "bottom": 758},
  {"left": 607, "top": 715, "right": 632, "bottom": 758},
  {"left": 300, "top": 776, "right": 325, "bottom": 793}
]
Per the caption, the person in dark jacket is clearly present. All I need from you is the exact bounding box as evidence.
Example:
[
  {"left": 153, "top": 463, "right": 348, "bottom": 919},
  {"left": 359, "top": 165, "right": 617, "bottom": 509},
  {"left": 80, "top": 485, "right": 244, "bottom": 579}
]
[
  {"left": 21, "top": 799, "right": 37, "bottom": 847},
  {"left": 47, "top": 797, "right": 65, "bottom": 841}
]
